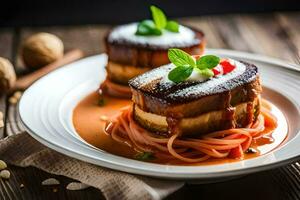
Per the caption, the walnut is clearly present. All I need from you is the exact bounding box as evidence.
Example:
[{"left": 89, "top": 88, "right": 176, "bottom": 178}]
[
  {"left": 0, "top": 57, "right": 16, "bottom": 93},
  {"left": 21, "top": 32, "right": 64, "bottom": 69}
]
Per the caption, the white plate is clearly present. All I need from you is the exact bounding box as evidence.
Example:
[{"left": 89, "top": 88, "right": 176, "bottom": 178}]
[{"left": 19, "top": 49, "right": 300, "bottom": 180}]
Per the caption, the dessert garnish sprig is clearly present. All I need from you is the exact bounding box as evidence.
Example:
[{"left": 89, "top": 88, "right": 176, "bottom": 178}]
[
  {"left": 135, "top": 5, "right": 179, "bottom": 36},
  {"left": 135, "top": 152, "right": 155, "bottom": 161},
  {"left": 168, "top": 48, "right": 220, "bottom": 83}
]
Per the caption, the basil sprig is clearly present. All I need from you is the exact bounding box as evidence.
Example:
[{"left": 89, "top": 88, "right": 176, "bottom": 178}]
[
  {"left": 151, "top": 5, "right": 167, "bottom": 30},
  {"left": 135, "top": 152, "right": 155, "bottom": 161},
  {"left": 136, "top": 20, "right": 162, "bottom": 36},
  {"left": 167, "top": 48, "right": 220, "bottom": 83},
  {"left": 168, "top": 66, "right": 194, "bottom": 83},
  {"left": 136, "top": 5, "right": 179, "bottom": 36},
  {"left": 168, "top": 48, "right": 196, "bottom": 67},
  {"left": 165, "top": 20, "right": 179, "bottom": 32}
]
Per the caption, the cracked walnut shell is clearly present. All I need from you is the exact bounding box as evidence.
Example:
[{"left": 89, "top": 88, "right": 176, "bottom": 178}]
[
  {"left": 0, "top": 57, "right": 16, "bottom": 93},
  {"left": 21, "top": 32, "right": 64, "bottom": 69}
]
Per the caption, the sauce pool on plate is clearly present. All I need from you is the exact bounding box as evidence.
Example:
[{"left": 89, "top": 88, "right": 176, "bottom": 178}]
[{"left": 73, "top": 92, "right": 288, "bottom": 165}]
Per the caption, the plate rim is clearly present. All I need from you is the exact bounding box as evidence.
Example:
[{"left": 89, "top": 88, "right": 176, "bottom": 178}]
[{"left": 18, "top": 49, "right": 300, "bottom": 179}]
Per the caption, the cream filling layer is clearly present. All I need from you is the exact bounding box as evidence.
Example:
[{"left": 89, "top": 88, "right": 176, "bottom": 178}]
[{"left": 134, "top": 102, "right": 250, "bottom": 133}]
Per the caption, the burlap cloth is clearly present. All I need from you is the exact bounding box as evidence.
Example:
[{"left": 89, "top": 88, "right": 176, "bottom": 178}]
[
  {"left": 4, "top": 104, "right": 300, "bottom": 199},
  {"left": 0, "top": 132, "right": 184, "bottom": 200}
]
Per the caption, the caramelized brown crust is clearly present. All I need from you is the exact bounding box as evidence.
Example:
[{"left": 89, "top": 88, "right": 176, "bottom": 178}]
[
  {"left": 105, "top": 27, "right": 205, "bottom": 69},
  {"left": 129, "top": 62, "right": 262, "bottom": 118}
]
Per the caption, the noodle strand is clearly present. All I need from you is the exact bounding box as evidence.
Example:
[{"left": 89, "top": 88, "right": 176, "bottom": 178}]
[{"left": 105, "top": 106, "right": 277, "bottom": 163}]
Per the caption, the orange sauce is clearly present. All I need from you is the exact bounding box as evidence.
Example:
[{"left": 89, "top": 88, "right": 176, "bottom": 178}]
[
  {"left": 73, "top": 91, "right": 288, "bottom": 165},
  {"left": 73, "top": 92, "right": 134, "bottom": 158}
]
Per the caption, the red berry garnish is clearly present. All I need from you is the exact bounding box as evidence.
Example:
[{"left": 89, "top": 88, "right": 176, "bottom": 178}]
[
  {"left": 220, "top": 60, "right": 235, "bottom": 74},
  {"left": 212, "top": 67, "right": 221, "bottom": 76}
]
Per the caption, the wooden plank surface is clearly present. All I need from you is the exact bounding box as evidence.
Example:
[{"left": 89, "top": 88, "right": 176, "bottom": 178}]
[
  {"left": 6, "top": 25, "right": 112, "bottom": 135},
  {"left": 0, "top": 12, "right": 300, "bottom": 200},
  {"left": 276, "top": 13, "right": 300, "bottom": 64},
  {"left": 2, "top": 26, "right": 111, "bottom": 200},
  {"left": 15, "top": 25, "right": 110, "bottom": 70},
  {"left": 0, "top": 29, "right": 13, "bottom": 138},
  {"left": 181, "top": 13, "right": 300, "bottom": 62},
  {"left": 0, "top": 166, "right": 104, "bottom": 200}
]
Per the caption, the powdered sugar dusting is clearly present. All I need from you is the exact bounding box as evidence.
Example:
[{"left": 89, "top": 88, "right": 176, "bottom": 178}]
[
  {"left": 128, "top": 63, "right": 173, "bottom": 94},
  {"left": 169, "top": 59, "right": 246, "bottom": 99},
  {"left": 129, "top": 59, "right": 252, "bottom": 103},
  {"left": 108, "top": 23, "right": 197, "bottom": 47}
]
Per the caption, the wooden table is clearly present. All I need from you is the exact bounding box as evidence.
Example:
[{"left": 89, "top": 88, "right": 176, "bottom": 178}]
[{"left": 0, "top": 12, "right": 300, "bottom": 200}]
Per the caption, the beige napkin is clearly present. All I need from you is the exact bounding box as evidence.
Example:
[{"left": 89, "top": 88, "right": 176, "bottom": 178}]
[{"left": 0, "top": 132, "right": 184, "bottom": 200}]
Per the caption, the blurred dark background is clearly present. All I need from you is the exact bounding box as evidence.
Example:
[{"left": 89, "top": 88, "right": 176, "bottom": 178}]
[{"left": 1, "top": 0, "right": 300, "bottom": 27}]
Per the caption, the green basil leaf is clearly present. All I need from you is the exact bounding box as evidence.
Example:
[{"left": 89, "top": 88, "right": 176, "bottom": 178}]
[
  {"left": 98, "top": 98, "right": 106, "bottom": 106},
  {"left": 135, "top": 152, "right": 155, "bottom": 161},
  {"left": 197, "top": 68, "right": 214, "bottom": 78},
  {"left": 135, "top": 20, "right": 162, "bottom": 36},
  {"left": 150, "top": 5, "right": 167, "bottom": 29},
  {"left": 168, "top": 66, "right": 193, "bottom": 83},
  {"left": 196, "top": 55, "right": 220, "bottom": 69},
  {"left": 168, "top": 48, "right": 196, "bottom": 67},
  {"left": 165, "top": 20, "right": 179, "bottom": 32}
]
